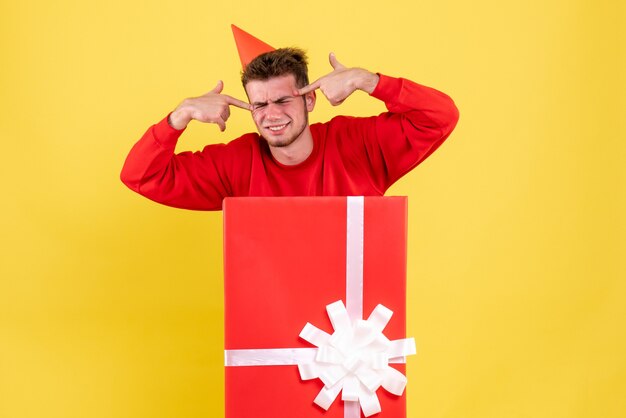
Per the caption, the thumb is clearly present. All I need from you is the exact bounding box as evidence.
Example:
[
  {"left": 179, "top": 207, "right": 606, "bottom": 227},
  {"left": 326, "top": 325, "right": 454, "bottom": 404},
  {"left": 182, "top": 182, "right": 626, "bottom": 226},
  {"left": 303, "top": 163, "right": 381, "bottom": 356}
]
[
  {"left": 209, "top": 80, "right": 224, "bottom": 94},
  {"left": 329, "top": 52, "right": 345, "bottom": 70}
]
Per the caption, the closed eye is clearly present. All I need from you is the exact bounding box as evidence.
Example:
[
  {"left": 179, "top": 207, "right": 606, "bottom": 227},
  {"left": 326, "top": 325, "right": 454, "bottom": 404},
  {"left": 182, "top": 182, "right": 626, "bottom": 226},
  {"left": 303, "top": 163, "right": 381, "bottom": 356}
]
[{"left": 252, "top": 102, "right": 268, "bottom": 111}]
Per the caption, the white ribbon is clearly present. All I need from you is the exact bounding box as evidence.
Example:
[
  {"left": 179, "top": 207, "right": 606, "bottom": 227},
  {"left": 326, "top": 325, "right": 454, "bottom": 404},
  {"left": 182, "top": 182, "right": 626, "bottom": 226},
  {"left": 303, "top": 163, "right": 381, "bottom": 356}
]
[
  {"left": 346, "top": 196, "right": 365, "bottom": 321},
  {"left": 224, "top": 196, "right": 416, "bottom": 417},
  {"left": 225, "top": 348, "right": 317, "bottom": 366}
]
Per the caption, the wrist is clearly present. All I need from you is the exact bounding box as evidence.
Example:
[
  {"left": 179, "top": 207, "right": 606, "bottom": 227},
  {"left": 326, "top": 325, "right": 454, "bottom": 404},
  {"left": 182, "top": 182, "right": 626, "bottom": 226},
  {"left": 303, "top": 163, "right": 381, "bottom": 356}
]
[
  {"left": 357, "top": 70, "right": 380, "bottom": 95},
  {"left": 168, "top": 108, "right": 190, "bottom": 130}
]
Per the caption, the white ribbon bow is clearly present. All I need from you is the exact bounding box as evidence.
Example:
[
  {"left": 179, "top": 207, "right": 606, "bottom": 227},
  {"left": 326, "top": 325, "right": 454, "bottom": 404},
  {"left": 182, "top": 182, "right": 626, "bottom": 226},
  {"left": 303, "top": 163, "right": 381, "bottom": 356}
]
[{"left": 298, "top": 300, "right": 416, "bottom": 417}]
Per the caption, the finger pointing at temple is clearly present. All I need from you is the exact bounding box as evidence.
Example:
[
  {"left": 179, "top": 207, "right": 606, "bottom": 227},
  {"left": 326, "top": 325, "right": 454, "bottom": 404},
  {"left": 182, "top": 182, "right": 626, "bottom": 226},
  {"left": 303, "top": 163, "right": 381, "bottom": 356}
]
[
  {"left": 294, "top": 53, "right": 344, "bottom": 96},
  {"left": 225, "top": 95, "right": 253, "bottom": 111},
  {"left": 295, "top": 79, "right": 321, "bottom": 96}
]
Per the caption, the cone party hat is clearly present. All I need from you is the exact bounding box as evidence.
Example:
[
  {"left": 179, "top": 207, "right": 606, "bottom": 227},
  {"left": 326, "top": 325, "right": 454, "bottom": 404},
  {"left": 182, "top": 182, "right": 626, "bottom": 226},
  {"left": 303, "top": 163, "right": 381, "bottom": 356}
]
[{"left": 231, "top": 25, "right": 275, "bottom": 68}]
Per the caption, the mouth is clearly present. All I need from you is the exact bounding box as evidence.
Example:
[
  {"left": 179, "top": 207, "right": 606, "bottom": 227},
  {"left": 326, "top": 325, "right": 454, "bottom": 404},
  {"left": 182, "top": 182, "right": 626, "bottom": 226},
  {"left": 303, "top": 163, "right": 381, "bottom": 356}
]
[{"left": 264, "top": 122, "right": 290, "bottom": 134}]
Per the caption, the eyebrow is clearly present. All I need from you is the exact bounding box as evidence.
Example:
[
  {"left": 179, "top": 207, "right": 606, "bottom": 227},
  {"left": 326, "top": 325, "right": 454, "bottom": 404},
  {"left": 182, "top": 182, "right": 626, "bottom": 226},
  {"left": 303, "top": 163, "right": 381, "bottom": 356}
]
[{"left": 251, "top": 95, "right": 294, "bottom": 107}]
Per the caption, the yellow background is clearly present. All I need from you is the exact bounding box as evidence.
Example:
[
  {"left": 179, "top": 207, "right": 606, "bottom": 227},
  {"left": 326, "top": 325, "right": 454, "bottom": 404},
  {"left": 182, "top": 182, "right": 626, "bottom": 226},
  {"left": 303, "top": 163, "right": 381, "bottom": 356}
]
[{"left": 1, "top": 0, "right": 624, "bottom": 417}]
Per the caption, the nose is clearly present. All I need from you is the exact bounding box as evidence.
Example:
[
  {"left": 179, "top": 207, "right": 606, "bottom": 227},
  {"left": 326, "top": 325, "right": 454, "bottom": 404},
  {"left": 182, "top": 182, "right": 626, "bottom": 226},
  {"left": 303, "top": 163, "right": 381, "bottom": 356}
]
[{"left": 262, "top": 102, "right": 284, "bottom": 120}]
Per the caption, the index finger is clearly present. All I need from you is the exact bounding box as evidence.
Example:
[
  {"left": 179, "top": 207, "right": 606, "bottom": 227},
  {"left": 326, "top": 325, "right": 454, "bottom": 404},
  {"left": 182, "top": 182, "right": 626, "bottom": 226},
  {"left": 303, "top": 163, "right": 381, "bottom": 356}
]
[
  {"left": 294, "top": 79, "right": 321, "bottom": 96},
  {"left": 225, "top": 95, "right": 252, "bottom": 111}
]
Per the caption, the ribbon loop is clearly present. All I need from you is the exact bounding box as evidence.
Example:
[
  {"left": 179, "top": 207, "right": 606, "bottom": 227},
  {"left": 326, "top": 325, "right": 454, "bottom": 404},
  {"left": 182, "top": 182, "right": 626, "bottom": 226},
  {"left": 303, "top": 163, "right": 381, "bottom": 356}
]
[
  {"left": 381, "top": 366, "right": 408, "bottom": 396},
  {"left": 297, "top": 362, "right": 318, "bottom": 380},
  {"left": 367, "top": 304, "right": 393, "bottom": 332},
  {"left": 387, "top": 338, "right": 417, "bottom": 358},
  {"left": 314, "top": 382, "right": 342, "bottom": 410},
  {"left": 358, "top": 385, "right": 382, "bottom": 417},
  {"left": 299, "top": 323, "right": 331, "bottom": 347},
  {"left": 341, "top": 376, "right": 360, "bottom": 401},
  {"left": 326, "top": 300, "right": 352, "bottom": 332}
]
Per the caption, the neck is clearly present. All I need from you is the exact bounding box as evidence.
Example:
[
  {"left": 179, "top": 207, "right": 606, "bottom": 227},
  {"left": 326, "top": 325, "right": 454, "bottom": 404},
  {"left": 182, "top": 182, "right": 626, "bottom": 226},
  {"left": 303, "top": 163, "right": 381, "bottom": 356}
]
[{"left": 269, "top": 126, "right": 314, "bottom": 166}]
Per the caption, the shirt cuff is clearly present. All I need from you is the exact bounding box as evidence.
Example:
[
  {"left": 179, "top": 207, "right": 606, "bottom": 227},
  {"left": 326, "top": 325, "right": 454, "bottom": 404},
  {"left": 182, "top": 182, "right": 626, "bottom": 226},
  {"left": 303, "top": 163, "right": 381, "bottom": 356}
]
[
  {"left": 152, "top": 113, "right": 186, "bottom": 148},
  {"left": 370, "top": 74, "right": 402, "bottom": 103}
]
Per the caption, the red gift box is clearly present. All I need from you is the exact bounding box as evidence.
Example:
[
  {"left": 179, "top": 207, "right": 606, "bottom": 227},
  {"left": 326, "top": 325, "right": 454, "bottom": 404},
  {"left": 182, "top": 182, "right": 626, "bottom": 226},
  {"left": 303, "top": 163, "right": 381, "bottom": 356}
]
[{"left": 223, "top": 197, "right": 414, "bottom": 418}]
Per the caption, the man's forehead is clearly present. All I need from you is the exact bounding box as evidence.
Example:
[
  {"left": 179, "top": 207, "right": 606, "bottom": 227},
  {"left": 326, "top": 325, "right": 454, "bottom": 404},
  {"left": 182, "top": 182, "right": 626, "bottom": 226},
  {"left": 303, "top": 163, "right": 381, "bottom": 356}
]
[{"left": 245, "top": 74, "right": 298, "bottom": 100}]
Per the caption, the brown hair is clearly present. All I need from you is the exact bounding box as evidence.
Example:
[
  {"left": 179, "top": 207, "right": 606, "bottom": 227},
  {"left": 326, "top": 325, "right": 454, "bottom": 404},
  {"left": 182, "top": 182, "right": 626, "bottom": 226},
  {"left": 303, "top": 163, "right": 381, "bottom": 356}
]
[{"left": 241, "top": 47, "right": 309, "bottom": 88}]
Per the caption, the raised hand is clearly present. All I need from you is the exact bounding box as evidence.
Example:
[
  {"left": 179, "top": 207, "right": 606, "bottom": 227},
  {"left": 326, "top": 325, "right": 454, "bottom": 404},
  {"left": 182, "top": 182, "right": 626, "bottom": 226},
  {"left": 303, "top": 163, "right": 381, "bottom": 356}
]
[
  {"left": 169, "top": 81, "right": 251, "bottom": 130},
  {"left": 294, "top": 53, "right": 379, "bottom": 106}
]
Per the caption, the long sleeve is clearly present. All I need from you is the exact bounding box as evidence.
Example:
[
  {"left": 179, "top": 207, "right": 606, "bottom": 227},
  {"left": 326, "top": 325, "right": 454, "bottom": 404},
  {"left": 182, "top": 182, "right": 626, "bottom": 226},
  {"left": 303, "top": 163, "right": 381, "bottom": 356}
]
[
  {"left": 120, "top": 116, "right": 248, "bottom": 210},
  {"left": 330, "top": 74, "right": 459, "bottom": 193}
]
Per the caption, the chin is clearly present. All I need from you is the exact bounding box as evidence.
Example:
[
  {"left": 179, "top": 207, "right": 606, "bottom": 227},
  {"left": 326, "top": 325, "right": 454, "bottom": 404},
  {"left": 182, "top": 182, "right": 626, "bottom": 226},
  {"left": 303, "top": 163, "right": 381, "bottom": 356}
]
[{"left": 265, "top": 136, "right": 297, "bottom": 148}]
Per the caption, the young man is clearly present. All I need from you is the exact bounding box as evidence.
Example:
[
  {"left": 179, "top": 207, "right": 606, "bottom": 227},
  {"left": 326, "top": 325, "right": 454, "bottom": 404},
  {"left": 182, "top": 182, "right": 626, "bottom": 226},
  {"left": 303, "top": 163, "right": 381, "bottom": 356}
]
[{"left": 120, "top": 48, "right": 459, "bottom": 210}]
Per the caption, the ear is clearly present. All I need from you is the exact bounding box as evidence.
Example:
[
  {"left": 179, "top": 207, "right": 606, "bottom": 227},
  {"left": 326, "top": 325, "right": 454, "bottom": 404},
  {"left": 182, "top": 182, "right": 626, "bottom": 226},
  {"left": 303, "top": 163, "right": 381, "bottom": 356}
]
[{"left": 305, "top": 90, "right": 316, "bottom": 112}]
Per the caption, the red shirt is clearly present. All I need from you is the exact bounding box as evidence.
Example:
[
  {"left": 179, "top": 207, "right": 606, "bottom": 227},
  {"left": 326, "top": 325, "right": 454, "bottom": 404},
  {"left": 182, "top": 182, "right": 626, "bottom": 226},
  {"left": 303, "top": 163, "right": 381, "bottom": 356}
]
[{"left": 121, "top": 75, "right": 459, "bottom": 210}]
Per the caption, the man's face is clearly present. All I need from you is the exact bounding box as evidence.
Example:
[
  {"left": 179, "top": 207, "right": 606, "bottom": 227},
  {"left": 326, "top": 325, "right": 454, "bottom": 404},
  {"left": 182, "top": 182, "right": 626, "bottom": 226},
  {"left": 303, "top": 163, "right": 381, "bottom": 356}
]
[{"left": 245, "top": 74, "right": 315, "bottom": 148}]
